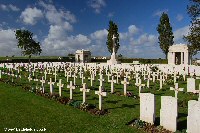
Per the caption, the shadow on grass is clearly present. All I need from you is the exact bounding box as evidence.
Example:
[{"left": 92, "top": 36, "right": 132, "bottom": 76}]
[
  {"left": 177, "top": 113, "right": 187, "bottom": 131},
  {"left": 177, "top": 119, "right": 187, "bottom": 131},
  {"left": 154, "top": 117, "right": 160, "bottom": 126},
  {"left": 88, "top": 97, "right": 98, "bottom": 100},
  {"left": 122, "top": 104, "right": 135, "bottom": 108},
  {"left": 106, "top": 100, "right": 119, "bottom": 104}
]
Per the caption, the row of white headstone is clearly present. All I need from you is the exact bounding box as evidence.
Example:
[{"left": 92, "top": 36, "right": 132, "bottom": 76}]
[{"left": 140, "top": 91, "right": 200, "bottom": 132}]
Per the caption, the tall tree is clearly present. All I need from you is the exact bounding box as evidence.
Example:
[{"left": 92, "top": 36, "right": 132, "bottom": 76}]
[
  {"left": 157, "top": 13, "right": 174, "bottom": 59},
  {"left": 184, "top": 0, "right": 200, "bottom": 55},
  {"left": 106, "top": 21, "right": 120, "bottom": 54},
  {"left": 15, "top": 29, "right": 42, "bottom": 63}
]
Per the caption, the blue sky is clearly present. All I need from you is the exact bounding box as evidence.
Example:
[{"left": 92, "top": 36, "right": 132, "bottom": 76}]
[{"left": 0, "top": 0, "right": 197, "bottom": 58}]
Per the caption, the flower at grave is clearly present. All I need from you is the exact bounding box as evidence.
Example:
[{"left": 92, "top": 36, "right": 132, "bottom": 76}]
[
  {"left": 133, "top": 119, "right": 146, "bottom": 128},
  {"left": 126, "top": 91, "right": 133, "bottom": 97},
  {"left": 80, "top": 103, "right": 89, "bottom": 111}
]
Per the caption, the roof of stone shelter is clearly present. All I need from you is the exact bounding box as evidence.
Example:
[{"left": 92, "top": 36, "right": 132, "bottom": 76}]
[
  {"left": 75, "top": 49, "right": 91, "bottom": 54},
  {"left": 168, "top": 44, "right": 189, "bottom": 52}
]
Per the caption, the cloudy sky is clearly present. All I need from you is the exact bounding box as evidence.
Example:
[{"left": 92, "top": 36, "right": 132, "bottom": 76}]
[{"left": 0, "top": 0, "right": 198, "bottom": 58}]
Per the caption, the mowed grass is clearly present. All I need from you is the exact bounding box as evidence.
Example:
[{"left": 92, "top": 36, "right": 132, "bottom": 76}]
[
  {"left": 0, "top": 81, "right": 144, "bottom": 133},
  {"left": 0, "top": 68, "right": 199, "bottom": 133}
]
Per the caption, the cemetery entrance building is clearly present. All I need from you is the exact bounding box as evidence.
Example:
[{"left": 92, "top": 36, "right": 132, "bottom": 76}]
[
  {"left": 75, "top": 50, "right": 91, "bottom": 63},
  {"left": 168, "top": 44, "right": 192, "bottom": 65}
]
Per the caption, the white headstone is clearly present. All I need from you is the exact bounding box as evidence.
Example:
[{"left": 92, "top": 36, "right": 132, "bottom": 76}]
[
  {"left": 160, "top": 96, "right": 177, "bottom": 132},
  {"left": 140, "top": 93, "right": 155, "bottom": 124},
  {"left": 187, "top": 100, "right": 200, "bottom": 133},
  {"left": 187, "top": 78, "right": 196, "bottom": 93}
]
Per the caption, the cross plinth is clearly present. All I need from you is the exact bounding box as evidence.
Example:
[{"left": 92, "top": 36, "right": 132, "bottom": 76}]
[
  {"left": 108, "top": 76, "right": 116, "bottom": 93},
  {"left": 88, "top": 73, "right": 95, "bottom": 86},
  {"left": 121, "top": 78, "right": 130, "bottom": 96},
  {"left": 40, "top": 76, "right": 46, "bottom": 93},
  {"left": 98, "top": 74, "right": 105, "bottom": 87},
  {"left": 72, "top": 73, "right": 77, "bottom": 85},
  {"left": 53, "top": 68, "right": 57, "bottom": 82},
  {"left": 48, "top": 78, "right": 55, "bottom": 95},
  {"left": 57, "top": 79, "right": 64, "bottom": 97},
  {"left": 44, "top": 70, "right": 47, "bottom": 80},
  {"left": 80, "top": 83, "right": 90, "bottom": 103},
  {"left": 28, "top": 74, "right": 32, "bottom": 82},
  {"left": 135, "top": 78, "right": 145, "bottom": 96},
  {"left": 67, "top": 81, "right": 76, "bottom": 100},
  {"left": 95, "top": 86, "right": 107, "bottom": 110},
  {"left": 170, "top": 83, "right": 184, "bottom": 98},
  {"left": 145, "top": 74, "right": 152, "bottom": 88}
]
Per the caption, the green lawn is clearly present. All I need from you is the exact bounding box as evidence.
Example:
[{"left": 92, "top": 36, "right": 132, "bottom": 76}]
[
  {"left": 0, "top": 81, "right": 144, "bottom": 133},
  {"left": 0, "top": 68, "right": 199, "bottom": 133}
]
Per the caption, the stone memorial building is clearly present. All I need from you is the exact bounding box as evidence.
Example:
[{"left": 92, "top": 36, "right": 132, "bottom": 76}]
[
  {"left": 168, "top": 44, "right": 192, "bottom": 65},
  {"left": 75, "top": 49, "right": 91, "bottom": 63}
]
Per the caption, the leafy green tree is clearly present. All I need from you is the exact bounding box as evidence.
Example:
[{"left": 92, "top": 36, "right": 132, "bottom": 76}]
[
  {"left": 106, "top": 21, "right": 120, "bottom": 54},
  {"left": 15, "top": 29, "right": 42, "bottom": 63},
  {"left": 157, "top": 13, "right": 174, "bottom": 59},
  {"left": 184, "top": 0, "right": 200, "bottom": 55}
]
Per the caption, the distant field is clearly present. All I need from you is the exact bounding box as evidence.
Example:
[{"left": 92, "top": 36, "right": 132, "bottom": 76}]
[{"left": 0, "top": 56, "right": 60, "bottom": 60}]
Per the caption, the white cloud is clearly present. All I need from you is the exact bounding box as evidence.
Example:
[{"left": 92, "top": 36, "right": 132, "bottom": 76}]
[
  {"left": 119, "top": 32, "right": 128, "bottom": 40},
  {"left": 131, "top": 33, "right": 157, "bottom": 46},
  {"left": 42, "top": 25, "right": 91, "bottom": 56},
  {"left": 0, "top": 4, "right": 20, "bottom": 11},
  {"left": 108, "top": 12, "right": 114, "bottom": 17},
  {"left": 20, "top": 7, "right": 43, "bottom": 25},
  {"left": 176, "top": 14, "right": 184, "bottom": 21},
  {"left": 174, "top": 26, "right": 189, "bottom": 44},
  {"left": 153, "top": 9, "right": 168, "bottom": 17},
  {"left": 39, "top": 1, "right": 76, "bottom": 31},
  {"left": 0, "top": 29, "right": 21, "bottom": 56},
  {"left": 128, "top": 25, "right": 139, "bottom": 35},
  {"left": 88, "top": 0, "right": 106, "bottom": 14},
  {"left": 8, "top": 4, "right": 20, "bottom": 11},
  {"left": 90, "top": 29, "right": 108, "bottom": 40}
]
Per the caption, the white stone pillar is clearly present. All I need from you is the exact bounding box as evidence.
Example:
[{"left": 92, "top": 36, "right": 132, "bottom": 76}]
[
  {"left": 184, "top": 52, "right": 188, "bottom": 65},
  {"left": 172, "top": 52, "right": 175, "bottom": 65},
  {"left": 181, "top": 52, "right": 183, "bottom": 64}
]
